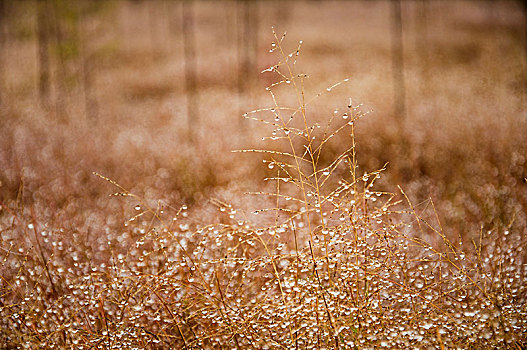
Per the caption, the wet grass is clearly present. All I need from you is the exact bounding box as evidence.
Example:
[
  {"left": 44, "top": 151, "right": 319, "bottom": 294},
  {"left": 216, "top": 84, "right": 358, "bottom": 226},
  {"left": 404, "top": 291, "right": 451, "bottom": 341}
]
[{"left": 0, "top": 1, "right": 526, "bottom": 348}]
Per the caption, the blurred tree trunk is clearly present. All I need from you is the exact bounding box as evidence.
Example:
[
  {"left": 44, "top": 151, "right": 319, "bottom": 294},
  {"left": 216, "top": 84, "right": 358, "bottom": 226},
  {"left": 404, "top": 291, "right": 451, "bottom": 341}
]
[
  {"left": 522, "top": 0, "right": 527, "bottom": 112},
  {"left": 415, "top": 0, "right": 429, "bottom": 97},
  {"left": 523, "top": 0, "right": 527, "bottom": 77},
  {"left": 275, "top": 0, "right": 292, "bottom": 30},
  {"left": 37, "top": 0, "right": 51, "bottom": 109},
  {"left": 249, "top": 1, "right": 259, "bottom": 73},
  {"left": 148, "top": 1, "right": 159, "bottom": 61},
  {"left": 182, "top": 1, "right": 199, "bottom": 141},
  {"left": 237, "top": 0, "right": 259, "bottom": 130},
  {"left": 78, "top": 4, "right": 98, "bottom": 123},
  {"left": 0, "top": 0, "right": 5, "bottom": 108},
  {"left": 167, "top": 1, "right": 180, "bottom": 37},
  {"left": 223, "top": 1, "right": 235, "bottom": 48},
  {"left": 391, "top": 0, "right": 406, "bottom": 121},
  {"left": 161, "top": 0, "right": 172, "bottom": 53},
  {"left": 51, "top": 0, "right": 67, "bottom": 121}
]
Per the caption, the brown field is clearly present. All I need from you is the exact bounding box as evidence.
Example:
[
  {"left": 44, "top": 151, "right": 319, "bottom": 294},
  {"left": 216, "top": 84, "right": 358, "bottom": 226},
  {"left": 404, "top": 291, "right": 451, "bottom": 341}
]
[{"left": 1, "top": 1, "right": 526, "bottom": 348}]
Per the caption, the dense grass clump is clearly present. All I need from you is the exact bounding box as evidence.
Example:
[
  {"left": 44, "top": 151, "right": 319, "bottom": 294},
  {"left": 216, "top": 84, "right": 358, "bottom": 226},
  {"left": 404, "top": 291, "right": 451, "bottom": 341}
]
[{"left": 1, "top": 31, "right": 526, "bottom": 349}]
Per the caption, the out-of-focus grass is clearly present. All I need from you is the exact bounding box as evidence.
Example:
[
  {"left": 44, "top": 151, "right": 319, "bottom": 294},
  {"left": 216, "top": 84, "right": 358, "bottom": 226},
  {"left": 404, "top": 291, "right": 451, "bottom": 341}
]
[
  {"left": 0, "top": 1, "right": 526, "bottom": 348},
  {"left": 1, "top": 1, "right": 524, "bottom": 229}
]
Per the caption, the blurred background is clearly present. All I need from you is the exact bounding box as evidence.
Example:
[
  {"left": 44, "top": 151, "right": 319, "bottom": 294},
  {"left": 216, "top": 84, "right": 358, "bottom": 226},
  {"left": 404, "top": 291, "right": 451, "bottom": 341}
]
[{"left": 0, "top": 0, "right": 526, "bottom": 240}]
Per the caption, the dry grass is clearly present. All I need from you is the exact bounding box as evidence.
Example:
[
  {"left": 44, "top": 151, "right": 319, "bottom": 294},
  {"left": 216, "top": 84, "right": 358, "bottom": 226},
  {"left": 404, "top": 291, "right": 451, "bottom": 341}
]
[{"left": 1, "top": 1, "right": 526, "bottom": 349}]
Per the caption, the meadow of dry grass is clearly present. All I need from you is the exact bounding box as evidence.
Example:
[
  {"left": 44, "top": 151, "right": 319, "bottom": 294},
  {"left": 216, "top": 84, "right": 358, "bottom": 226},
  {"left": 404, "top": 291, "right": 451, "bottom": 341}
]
[{"left": 0, "top": 1, "right": 526, "bottom": 348}]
